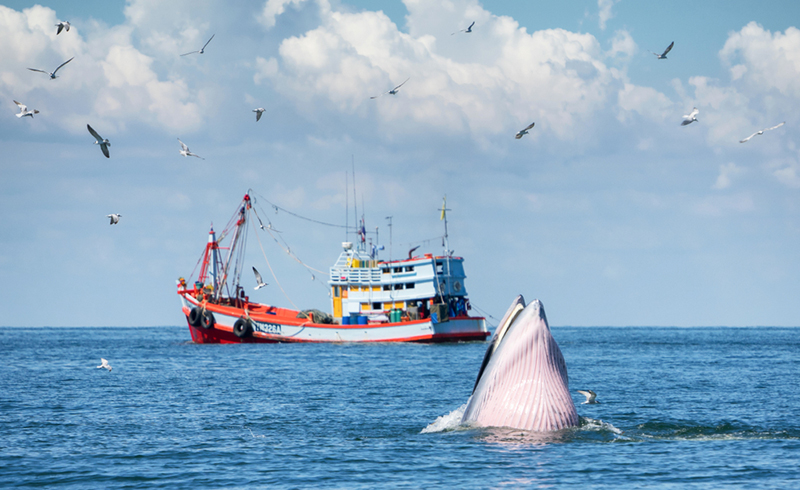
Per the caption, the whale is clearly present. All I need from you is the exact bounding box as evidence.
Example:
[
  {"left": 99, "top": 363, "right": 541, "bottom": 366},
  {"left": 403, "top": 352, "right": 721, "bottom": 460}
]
[{"left": 461, "top": 296, "right": 579, "bottom": 431}]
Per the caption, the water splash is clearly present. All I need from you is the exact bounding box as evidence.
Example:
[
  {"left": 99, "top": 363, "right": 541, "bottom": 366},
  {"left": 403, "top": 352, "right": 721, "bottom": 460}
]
[{"left": 421, "top": 404, "right": 466, "bottom": 433}]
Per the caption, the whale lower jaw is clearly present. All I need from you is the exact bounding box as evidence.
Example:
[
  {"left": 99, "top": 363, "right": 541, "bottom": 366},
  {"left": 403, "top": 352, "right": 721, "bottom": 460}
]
[{"left": 461, "top": 297, "right": 579, "bottom": 432}]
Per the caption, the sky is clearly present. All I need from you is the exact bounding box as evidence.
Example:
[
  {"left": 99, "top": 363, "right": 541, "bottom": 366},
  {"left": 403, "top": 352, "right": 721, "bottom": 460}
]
[{"left": 1, "top": 0, "right": 799, "bottom": 327}]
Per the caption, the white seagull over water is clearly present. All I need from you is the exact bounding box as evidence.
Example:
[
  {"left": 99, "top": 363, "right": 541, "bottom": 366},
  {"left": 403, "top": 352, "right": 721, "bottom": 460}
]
[
  {"left": 452, "top": 21, "right": 475, "bottom": 35},
  {"left": 370, "top": 78, "right": 409, "bottom": 99},
  {"left": 577, "top": 390, "right": 598, "bottom": 404},
  {"left": 107, "top": 214, "right": 121, "bottom": 225},
  {"left": 14, "top": 100, "right": 39, "bottom": 118},
  {"left": 740, "top": 122, "right": 785, "bottom": 143},
  {"left": 178, "top": 138, "right": 204, "bottom": 159},
  {"left": 681, "top": 107, "right": 699, "bottom": 126},
  {"left": 181, "top": 34, "right": 215, "bottom": 56},
  {"left": 515, "top": 122, "right": 535, "bottom": 139},
  {"left": 28, "top": 57, "right": 74, "bottom": 79},
  {"left": 252, "top": 267, "right": 268, "bottom": 290},
  {"left": 87, "top": 124, "right": 110, "bottom": 158},
  {"left": 97, "top": 358, "right": 112, "bottom": 371},
  {"left": 651, "top": 41, "right": 674, "bottom": 59},
  {"left": 56, "top": 21, "right": 70, "bottom": 35},
  {"left": 253, "top": 108, "right": 266, "bottom": 121}
]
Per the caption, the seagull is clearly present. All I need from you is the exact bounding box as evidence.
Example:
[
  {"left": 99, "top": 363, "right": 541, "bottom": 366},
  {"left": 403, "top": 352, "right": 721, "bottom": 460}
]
[
  {"left": 681, "top": 107, "right": 699, "bottom": 126},
  {"left": 370, "top": 78, "right": 410, "bottom": 99},
  {"left": 452, "top": 21, "right": 475, "bottom": 35},
  {"left": 87, "top": 124, "right": 110, "bottom": 158},
  {"left": 253, "top": 108, "right": 265, "bottom": 122},
  {"left": 252, "top": 267, "right": 268, "bottom": 290},
  {"left": 577, "top": 390, "right": 598, "bottom": 404},
  {"left": 178, "top": 138, "right": 204, "bottom": 159},
  {"left": 28, "top": 57, "right": 74, "bottom": 79},
  {"left": 56, "top": 21, "right": 70, "bottom": 35},
  {"left": 740, "top": 121, "right": 785, "bottom": 143},
  {"left": 651, "top": 41, "right": 674, "bottom": 59},
  {"left": 515, "top": 122, "right": 535, "bottom": 139},
  {"left": 107, "top": 214, "right": 121, "bottom": 225},
  {"left": 181, "top": 34, "right": 215, "bottom": 56},
  {"left": 14, "top": 100, "right": 39, "bottom": 118},
  {"left": 97, "top": 358, "right": 112, "bottom": 371}
]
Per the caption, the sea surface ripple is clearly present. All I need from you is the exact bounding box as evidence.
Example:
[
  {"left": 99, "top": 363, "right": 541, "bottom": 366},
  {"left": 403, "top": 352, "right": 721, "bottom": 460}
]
[{"left": 1, "top": 326, "right": 798, "bottom": 488}]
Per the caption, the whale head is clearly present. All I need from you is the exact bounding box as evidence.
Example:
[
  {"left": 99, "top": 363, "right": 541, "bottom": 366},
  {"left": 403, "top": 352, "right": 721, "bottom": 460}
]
[{"left": 461, "top": 296, "right": 578, "bottom": 431}]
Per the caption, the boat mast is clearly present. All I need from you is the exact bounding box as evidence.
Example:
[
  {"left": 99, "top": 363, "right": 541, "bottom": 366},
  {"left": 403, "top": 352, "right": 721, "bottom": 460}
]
[{"left": 440, "top": 196, "right": 452, "bottom": 299}]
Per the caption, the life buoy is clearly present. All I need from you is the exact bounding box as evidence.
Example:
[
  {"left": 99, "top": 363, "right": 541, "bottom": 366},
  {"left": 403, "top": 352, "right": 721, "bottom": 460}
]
[
  {"left": 233, "top": 318, "right": 252, "bottom": 338},
  {"left": 201, "top": 310, "right": 216, "bottom": 329},
  {"left": 188, "top": 307, "right": 203, "bottom": 327}
]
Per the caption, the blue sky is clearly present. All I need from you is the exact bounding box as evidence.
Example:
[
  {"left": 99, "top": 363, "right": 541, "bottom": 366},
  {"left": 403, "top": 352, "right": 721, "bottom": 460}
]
[{"left": 1, "top": 0, "right": 799, "bottom": 327}]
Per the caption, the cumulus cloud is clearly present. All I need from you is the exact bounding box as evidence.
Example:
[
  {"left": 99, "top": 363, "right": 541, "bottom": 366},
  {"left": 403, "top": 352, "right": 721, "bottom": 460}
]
[
  {"left": 617, "top": 83, "right": 673, "bottom": 122},
  {"left": 0, "top": 3, "right": 202, "bottom": 133},
  {"left": 720, "top": 22, "right": 800, "bottom": 98},
  {"left": 263, "top": 0, "right": 632, "bottom": 140}
]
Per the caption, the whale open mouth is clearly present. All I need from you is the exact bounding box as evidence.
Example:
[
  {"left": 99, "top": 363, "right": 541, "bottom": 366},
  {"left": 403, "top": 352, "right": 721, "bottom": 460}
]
[{"left": 461, "top": 296, "right": 579, "bottom": 431}]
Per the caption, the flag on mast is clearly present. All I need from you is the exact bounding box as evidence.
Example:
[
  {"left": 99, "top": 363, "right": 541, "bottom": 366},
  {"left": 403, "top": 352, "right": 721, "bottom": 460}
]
[{"left": 440, "top": 196, "right": 446, "bottom": 221}]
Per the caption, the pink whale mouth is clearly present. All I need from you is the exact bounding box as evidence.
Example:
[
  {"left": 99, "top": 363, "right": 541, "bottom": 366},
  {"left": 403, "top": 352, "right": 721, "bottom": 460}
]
[{"left": 461, "top": 296, "right": 579, "bottom": 432}]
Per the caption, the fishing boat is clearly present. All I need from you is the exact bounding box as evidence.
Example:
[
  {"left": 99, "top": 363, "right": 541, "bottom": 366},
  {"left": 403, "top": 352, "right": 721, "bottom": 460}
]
[{"left": 177, "top": 192, "right": 489, "bottom": 343}]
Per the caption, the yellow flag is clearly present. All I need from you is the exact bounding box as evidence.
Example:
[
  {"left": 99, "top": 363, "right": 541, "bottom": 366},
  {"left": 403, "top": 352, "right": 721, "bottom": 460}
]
[{"left": 440, "top": 196, "right": 446, "bottom": 220}]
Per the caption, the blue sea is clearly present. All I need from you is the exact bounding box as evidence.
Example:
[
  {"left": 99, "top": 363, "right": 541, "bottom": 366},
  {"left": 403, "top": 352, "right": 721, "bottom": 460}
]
[{"left": 1, "top": 326, "right": 799, "bottom": 489}]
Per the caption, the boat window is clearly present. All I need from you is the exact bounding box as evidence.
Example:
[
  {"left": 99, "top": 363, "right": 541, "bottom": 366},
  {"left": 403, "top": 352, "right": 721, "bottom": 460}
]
[
  {"left": 393, "top": 284, "right": 403, "bottom": 290},
  {"left": 405, "top": 283, "right": 415, "bottom": 289},
  {"left": 436, "top": 262, "right": 444, "bottom": 273},
  {"left": 383, "top": 285, "right": 390, "bottom": 291},
  {"left": 393, "top": 267, "right": 402, "bottom": 273},
  {"left": 372, "top": 302, "right": 381, "bottom": 309},
  {"left": 404, "top": 266, "right": 414, "bottom": 272}
]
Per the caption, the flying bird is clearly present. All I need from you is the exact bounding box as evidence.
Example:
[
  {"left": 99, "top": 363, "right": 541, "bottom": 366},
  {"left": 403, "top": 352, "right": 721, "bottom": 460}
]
[
  {"left": 681, "top": 107, "right": 699, "bottom": 126},
  {"left": 740, "top": 121, "right": 785, "bottom": 143},
  {"left": 651, "top": 41, "right": 674, "bottom": 59},
  {"left": 515, "top": 122, "right": 535, "bottom": 139},
  {"left": 252, "top": 267, "right": 268, "bottom": 290},
  {"left": 97, "top": 358, "right": 112, "bottom": 371},
  {"left": 87, "top": 124, "right": 110, "bottom": 158},
  {"left": 107, "top": 214, "right": 121, "bottom": 225},
  {"left": 452, "top": 21, "right": 475, "bottom": 35},
  {"left": 181, "top": 34, "right": 215, "bottom": 56},
  {"left": 56, "top": 21, "right": 70, "bottom": 35},
  {"left": 577, "top": 390, "right": 598, "bottom": 404},
  {"left": 370, "top": 78, "right": 409, "bottom": 99},
  {"left": 28, "top": 57, "right": 74, "bottom": 79},
  {"left": 14, "top": 100, "right": 39, "bottom": 118},
  {"left": 253, "top": 108, "right": 265, "bottom": 122},
  {"left": 178, "top": 138, "right": 204, "bottom": 159}
]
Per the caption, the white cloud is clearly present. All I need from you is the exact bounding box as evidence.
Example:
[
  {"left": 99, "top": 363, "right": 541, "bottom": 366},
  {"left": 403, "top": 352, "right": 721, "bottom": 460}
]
[
  {"left": 712, "top": 162, "right": 743, "bottom": 190},
  {"left": 260, "top": 0, "right": 309, "bottom": 29},
  {"left": 617, "top": 83, "right": 673, "bottom": 122},
  {"left": 267, "top": 0, "right": 630, "bottom": 140},
  {"left": 598, "top": 0, "right": 619, "bottom": 30},
  {"left": 720, "top": 21, "right": 800, "bottom": 98},
  {"left": 0, "top": 3, "right": 202, "bottom": 133},
  {"left": 606, "top": 29, "right": 636, "bottom": 59}
]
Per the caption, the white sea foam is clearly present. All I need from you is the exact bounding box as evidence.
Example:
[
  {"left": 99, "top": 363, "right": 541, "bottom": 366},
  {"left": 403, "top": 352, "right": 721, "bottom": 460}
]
[
  {"left": 579, "top": 417, "right": 624, "bottom": 434},
  {"left": 421, "top": 404, "right": 467, "bottom": 433}
]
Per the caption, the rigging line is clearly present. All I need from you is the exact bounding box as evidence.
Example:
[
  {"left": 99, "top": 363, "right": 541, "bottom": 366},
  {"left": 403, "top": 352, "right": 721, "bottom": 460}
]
[
  {"left": 265, "top": 227, "right": 328, "bottom": 276},
  {"left": 470, "top": 303, "right": 499, "bottom": 324},
  {"left": 399, "top": 235, "right": 446, "bottom": 248},
  {"left": 250, "top": 217, "right": 300, "bottom": 310},
  {"left": 251, "top": 191, "right": 358, "bottom": 230}
]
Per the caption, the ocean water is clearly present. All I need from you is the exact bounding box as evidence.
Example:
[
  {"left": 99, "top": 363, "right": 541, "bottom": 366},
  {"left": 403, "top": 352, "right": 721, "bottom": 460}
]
[{"left": 1, "top": 326, "right": 799, "bottom": 489}]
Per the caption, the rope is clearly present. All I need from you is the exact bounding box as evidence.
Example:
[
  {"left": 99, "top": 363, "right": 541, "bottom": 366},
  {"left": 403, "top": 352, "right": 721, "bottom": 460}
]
[
  {"left": 251, "top": 217, "right": 300, "bottom": 310},
  {"left": 252, "top": 190, "right": 357, "bottom": 230}
]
